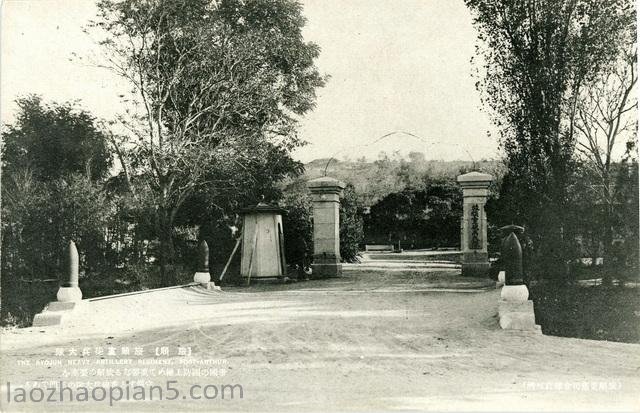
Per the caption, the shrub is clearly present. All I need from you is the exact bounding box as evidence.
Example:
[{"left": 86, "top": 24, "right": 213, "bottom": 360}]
[
  {"left": 281, "top": 181, "right": 313, "bottom": 269},
  {"left": 364, "top": 179, "right": 461, "bottom": 249},
  {"left": 280, "top": 180, "right": 364, "bottom": 267},
  {"left": 1, "top": 172, "right": 114, "bottom": 325},
  {"left": 340, "top": 184, "right": 364, "bottom": 262}
]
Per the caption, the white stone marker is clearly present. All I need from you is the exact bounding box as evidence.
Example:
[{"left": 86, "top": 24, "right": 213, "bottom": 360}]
[
  {"left": 33, "top": 240, "right": 82, "bottom": 326},
  {"left": 56, "top": 240, "right": 83, "bottom": 302},
  {"left": 497, "top": 229, "right": 540, "bottom": 332}
]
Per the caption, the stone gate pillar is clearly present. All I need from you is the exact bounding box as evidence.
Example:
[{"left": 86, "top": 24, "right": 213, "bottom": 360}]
[
  {"left": 457, "top": 171, "right": 493, "bottom": 277},
  {"left": 308, "top": 177, "right": 346, "bottom": 278}
]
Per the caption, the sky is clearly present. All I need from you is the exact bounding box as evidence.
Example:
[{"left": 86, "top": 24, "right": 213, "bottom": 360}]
[{"left": 0, "top": 0, "right": 499, "bottom": 163}]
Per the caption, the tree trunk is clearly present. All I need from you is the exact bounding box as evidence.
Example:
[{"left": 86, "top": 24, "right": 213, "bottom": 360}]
[
  {"left": 601, "top": 172, "right": 614, "bottom": 287},
  {"left": 601, "top": 204, "right": 614, "bottom": 287},
  {"left": 156, "top": 208, "right": 177, "bottom": 287}
]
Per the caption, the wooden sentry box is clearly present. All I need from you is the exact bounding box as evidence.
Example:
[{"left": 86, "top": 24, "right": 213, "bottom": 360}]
[{"left": 239, "top": 202, "right": 287, "bottom": 280}]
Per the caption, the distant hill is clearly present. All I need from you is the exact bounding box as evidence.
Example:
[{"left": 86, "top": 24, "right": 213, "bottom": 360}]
[{"left": 300, "top": 154, "right": 501, "bottom": 206}]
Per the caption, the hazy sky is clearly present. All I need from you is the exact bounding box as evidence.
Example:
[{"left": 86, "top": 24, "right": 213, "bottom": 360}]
[{"left": 1, "top": 0, "right": 499, "bottom": 162}]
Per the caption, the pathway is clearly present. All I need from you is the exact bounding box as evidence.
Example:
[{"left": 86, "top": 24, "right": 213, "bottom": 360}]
[{"left": 1, "top": 252, "right": 638, "bottom": 411}]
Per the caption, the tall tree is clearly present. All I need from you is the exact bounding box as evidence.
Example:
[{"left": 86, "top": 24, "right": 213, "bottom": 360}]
[
  {"left": 1, "top": 96, "right": 115, "bottom": 325},
  {"left": 574, "top": 42, "right": 637, "bottom": 278},
  {"left": 465, "top": 0, "right": 635, "bottom": 279},
  {"left": 2, "top": 95, "right": 113, "bottom": 182},
  {"left": 92, "top": 0, "right": 324, "bottom": 285}
]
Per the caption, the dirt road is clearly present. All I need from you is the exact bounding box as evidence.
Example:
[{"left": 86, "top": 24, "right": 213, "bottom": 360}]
[{"left": 1, "top": 261, "right": 639, "bottom": 412}]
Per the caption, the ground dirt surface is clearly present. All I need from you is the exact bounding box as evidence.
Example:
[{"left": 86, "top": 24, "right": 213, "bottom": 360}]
[{"left": 1, "top": 252, "right": 639, "bottom": 412}]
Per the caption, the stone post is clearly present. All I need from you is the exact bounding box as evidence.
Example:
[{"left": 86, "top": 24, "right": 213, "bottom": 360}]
[
  {"left": 497, "top": 226, "right": 540, "bottom": 332},
  {"left": 500, "top": 226, "right": 528, "bottom": 301},
  {"left": 307, "top": 177, "right": 346, "bottom": 278},
  {"left": 457, "top": 171, "right": 493, "bottom": 277},
  {"left": 33, "top": 240, "right": 82, "bottom": 325},
  {"left": 193, "top": 240, "right": 211, "bottom": 284},
  {"left": 56, "top": 240, "right": 82, "bottom": 302}
]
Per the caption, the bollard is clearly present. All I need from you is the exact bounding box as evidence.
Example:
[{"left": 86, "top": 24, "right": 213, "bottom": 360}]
[
  {"left": 502, "top": 232, "right": 523, "bottom": 285},
  {"left": 499, "top": 226, "right": 528, "bottom": 302},
  {"left": 56, "top": 241, "right": 83, "bottom": 302},
  {"left": 193, "top": 240, "right": 212, "bottom": 284},
  {"left": 497, "top": 226, "right": 540, "bottom": 331}
]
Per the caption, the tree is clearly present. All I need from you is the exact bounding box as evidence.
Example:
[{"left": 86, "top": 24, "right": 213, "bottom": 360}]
[
  {"left": 2, "top": 95, "right": 113, "bottom": 182},
  {"left": 1, "top": 172, "right": 113, "bottom": 325},
  {"left": 280, "top": 179, "right": 313, "bottom": 272},
  {"left": 366, "top": 189, "right": 416, "bottom": 245},
  {"left": 421, "top": 178, "right": 463, "bottom": 248},
  {"left": 365, "top": 179, "right": 462, "bottom": 249},
  {"left": 1, "top": 96, "right": 115, "bottom": 278},
  {"left": 339, "top": 184, "right": 364, "bottom": 262},
  {"left": 465, "top": 0, "right": 635, "bottom": 280},
  {"left": 1, "top": 97, "right": 116, "bottom": 325},
  {"left": 611, "top": 159, "right": 639, "bottom": 280},
  {"left": 574, "top": 42, "right": 637, "bottom": 279},
  {"left": 92, "top": 0, "right": 324, "bottom": 285}
]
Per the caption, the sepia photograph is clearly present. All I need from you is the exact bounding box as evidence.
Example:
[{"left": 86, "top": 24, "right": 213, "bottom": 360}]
[{"left": 0, "top": 0, "right": 638, "bottom": 411}]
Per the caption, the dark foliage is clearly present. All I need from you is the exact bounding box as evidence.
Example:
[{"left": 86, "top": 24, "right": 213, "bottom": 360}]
[
  {"left": 339, "top": 184, "right": 364, "bottom": 262},
  {"left": 531, "top": 283, "right": 640, "bottom": 343},
  {"left": 365, "top": 179, "right": 462, "bottom": 249},
  {"left": 281, "top": 180, "right": 313, "bottom": 271},
  {"left": 465, "top": 0, "right": 636, "bottom": 281},
  {"left": 2, "top": 95, "right": 112, "bottom": 181}
]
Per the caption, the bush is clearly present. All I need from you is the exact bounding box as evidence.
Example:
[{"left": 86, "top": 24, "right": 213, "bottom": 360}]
[
  {"left": 340, "top": 184, "right": 364, "bottom": 262},
  {"left": 281, "top": 181, "right": 313, "bottom": 270},
  {"left": 280, "top": 180, "right": 364, "bottom": 267},
  {"left": 531, "top": 283, "right": 639, "bottom": 343},
  {"left": 364, "top": 179, "right": 461, "bottom": 249},
  {"left": 1, "top": 172, "right": 114, "bottom": 325}
]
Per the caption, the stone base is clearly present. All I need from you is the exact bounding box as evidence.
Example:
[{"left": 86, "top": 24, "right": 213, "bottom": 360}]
[
  {"left": 193, "top": 272, "right": 211, "bottom": 284},
  {"left": 498, "top": 300, "right": 540, "bottom": 332},
  {"left": 461, "top": 261, "right": 490, "bottom": 277},
  {"left": 32, "top": 301, "right": 80, "bottom": 327},
  {"left": 201, "top": 282, "right": 221, "bottom": 291},
  {"left": 32, "top": 312, "right": 64, "bottom": 327},
  {"left": 498, "top": 299, "right": 533, "bottom": 317},
  {"left": 497, "top": 271, "right": 506, "bottom": 287},
  {"left": 501, "top": 284, "right": 529, "bottom": 301},
  {"left": 311, "top": 263, "right": 343, "bottom": 278},
  {"left": 56, "top": 286, "right": 82, "bottom": 302},
  {"left": 498, "top": 285, "right": 540, "bottom": 332}
]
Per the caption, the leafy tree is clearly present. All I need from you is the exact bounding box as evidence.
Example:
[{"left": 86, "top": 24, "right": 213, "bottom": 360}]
[
  {"left": 2, "top": 95, "right": 112, "bottom": 181},
  {"left": 421, "top": 178, "right": 463, "bottom": 247},
  {"left": 365, "top": 179, "right": 462, "bottom": 249},
  {"left": 465, "top": 0, "right": 635, "bottom": 280},
  {"left": 280, "top": 180, "right": 363, "bottom": 268},
  {"left": 281, "top": 179, "right": 313, "bottom": 272},
  {"left": 366, "top": 189, "right": 418, "bottom": 246},
  {"left": 1, "top": 96, "right": 117, "bottom": 325},
  {"left": 92, "top": 0, "right": 324, "bottom": 285},
  {"left": 2, "top": 173, "right": 112, "bottom": 277},
  {"left": 1, "top": 173, "right": 113, "bottom": 325},
  {"left": 339, "top": 184, "right": 364, "bottom": 262},
  {"left": 396, "top": 157, "right": 425, "bottom": 189},
  {"left": 364, "top": 152, "right": 402, "bottom": 205}
]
